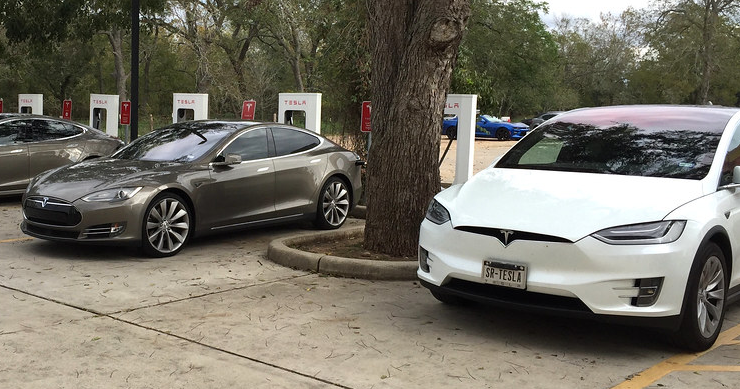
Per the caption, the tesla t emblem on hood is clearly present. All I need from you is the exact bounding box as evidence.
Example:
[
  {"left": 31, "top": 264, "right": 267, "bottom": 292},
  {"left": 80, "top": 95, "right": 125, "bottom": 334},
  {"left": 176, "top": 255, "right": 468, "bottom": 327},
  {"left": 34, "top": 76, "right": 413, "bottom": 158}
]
[
  {"left": 41, "top": 197, "right": 49, "bottom": 208},
  {"left": 500, "top": 230, "right": 514, "bottom": 246}
]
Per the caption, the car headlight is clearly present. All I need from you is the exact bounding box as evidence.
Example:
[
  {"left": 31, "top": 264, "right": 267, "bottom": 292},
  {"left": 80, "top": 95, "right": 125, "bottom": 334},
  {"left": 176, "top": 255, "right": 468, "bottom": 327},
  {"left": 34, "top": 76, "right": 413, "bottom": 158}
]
[
  {"left": 426, "top": 199, "right": 451, "bottom": 225},
  {"left": 591, "top": 221, "right": 686, "bottom": 245},
  {"left": 81, "top": 187, "right": 143, "bottom": 202}
]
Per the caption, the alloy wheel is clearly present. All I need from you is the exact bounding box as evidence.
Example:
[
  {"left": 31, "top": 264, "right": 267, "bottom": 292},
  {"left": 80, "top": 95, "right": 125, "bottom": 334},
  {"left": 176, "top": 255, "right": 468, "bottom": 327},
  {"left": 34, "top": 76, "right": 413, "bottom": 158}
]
[
  {"left": 322, "top": 180, "right": 350, "bottom": 227},
  {"left": 146, "top": 197, "right": 190, "bottom": 255},
  {"left": 696, "top": 255, "right": 725, "bottom": 338}
]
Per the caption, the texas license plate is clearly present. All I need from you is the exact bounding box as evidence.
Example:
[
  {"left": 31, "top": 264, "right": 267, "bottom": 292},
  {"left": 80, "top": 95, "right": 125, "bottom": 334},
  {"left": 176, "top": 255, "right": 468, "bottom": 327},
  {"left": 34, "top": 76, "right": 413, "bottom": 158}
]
[{"left": 482, "top": 261, "right": 527, "bottom": 289}]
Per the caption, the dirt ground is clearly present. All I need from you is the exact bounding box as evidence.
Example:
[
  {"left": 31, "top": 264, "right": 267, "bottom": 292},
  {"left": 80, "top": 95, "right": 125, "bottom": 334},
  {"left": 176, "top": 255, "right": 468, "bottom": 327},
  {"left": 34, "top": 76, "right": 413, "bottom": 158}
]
[{"left": 438, "top": 138, "right": 517, "bottom": 183}]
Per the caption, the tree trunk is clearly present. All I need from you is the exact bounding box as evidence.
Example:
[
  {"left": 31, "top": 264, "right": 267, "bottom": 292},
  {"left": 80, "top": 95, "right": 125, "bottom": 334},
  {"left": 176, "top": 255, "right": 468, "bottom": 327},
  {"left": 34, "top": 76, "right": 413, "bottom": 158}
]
[
  {"left": 364, "top": 1, "right": 470, "bottom": 257},
  {"left": 105, "top": 29, "right": 128, "bottom": 101}
]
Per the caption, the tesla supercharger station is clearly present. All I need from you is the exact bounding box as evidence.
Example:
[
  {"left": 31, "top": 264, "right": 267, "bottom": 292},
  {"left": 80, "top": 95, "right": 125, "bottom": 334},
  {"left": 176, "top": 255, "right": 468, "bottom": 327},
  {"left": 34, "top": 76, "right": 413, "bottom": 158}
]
[
  {"left": 89, "top": 94, "right": 120, "bottom": 137},
  {"left": 445, "top": 94, "right": 478, "bottom": 185},
  {"left": 278, "top": 93, "right": 322, "bottom": 134},
  {"left": 18, "top": 94, "right": 43, "bottom": 114},
  {"left": 172, "top": 93, "right": 209, "bottom": 123}
]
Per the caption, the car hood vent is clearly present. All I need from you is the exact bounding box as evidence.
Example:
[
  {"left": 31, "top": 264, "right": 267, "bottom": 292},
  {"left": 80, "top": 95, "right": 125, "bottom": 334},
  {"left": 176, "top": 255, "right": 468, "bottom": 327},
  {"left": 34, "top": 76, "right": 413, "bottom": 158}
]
[{"left": 454, "top": 226, "right": 572, "bottom": 246}]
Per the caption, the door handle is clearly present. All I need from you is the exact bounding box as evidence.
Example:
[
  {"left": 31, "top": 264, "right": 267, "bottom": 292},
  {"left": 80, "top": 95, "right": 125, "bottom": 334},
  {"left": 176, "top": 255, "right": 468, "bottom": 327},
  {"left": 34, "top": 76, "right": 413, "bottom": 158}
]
[{"left": 257, "top": 167, "right": 269, "bottom": 172}]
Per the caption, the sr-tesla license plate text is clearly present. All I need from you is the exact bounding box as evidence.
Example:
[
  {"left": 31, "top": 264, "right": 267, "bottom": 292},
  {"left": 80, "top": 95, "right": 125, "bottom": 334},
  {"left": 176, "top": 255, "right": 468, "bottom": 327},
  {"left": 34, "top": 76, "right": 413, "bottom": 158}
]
[{"left": 483, "top": 261, "right": 527, "bottom": 289}]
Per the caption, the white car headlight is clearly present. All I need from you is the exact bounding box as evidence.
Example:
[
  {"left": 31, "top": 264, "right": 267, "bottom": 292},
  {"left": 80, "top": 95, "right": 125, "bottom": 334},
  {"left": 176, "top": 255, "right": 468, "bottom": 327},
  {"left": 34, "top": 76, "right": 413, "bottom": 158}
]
[
  {"left": 81, "top": 187, "right": 143, "bottom": 202},
  {"left": 426, "top": 199, "right": 451, "bottom": 225},
  {"left": 592, "top": 220, "right": 686, "bottom": 245}
]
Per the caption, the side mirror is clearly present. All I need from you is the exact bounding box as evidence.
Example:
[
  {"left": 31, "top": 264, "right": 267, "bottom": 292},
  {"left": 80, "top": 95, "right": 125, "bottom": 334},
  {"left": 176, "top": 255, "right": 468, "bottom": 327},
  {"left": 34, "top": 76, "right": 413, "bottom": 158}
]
[
  {"left": 213, "top": 153, "right": 242, "bottom": 166},
  {"left": 733, "top": 166, "right": 740, "bottom": 184}
]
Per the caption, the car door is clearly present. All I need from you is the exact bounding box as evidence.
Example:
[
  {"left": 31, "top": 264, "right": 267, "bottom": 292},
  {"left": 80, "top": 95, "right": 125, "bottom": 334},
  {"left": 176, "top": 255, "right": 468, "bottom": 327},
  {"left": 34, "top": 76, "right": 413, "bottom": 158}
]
[
  {"left": 0, "top": 119, "right": 30, "bottom": 193},
  {"left": 27, "top": 119, "right": 85, "bottom": 177},
  {"left": 718, "top": 123, "right": 740, "bottom": 290},
  {"left": 270, "top": 127, "right": 326, "bottom": 217},
  {"left": 198, "top": 127, "right": 276, "bottom": 230}
]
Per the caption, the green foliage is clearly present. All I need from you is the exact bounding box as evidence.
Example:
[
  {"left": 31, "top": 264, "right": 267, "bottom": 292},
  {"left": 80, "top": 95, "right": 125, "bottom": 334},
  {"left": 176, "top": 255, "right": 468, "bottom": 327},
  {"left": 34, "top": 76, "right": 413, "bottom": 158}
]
[
  {"left": 451, "top": 0, "right": 560, "bottom": 118},
  {"left": 1, "top": 0, "right": 740, "bottom": 131}
]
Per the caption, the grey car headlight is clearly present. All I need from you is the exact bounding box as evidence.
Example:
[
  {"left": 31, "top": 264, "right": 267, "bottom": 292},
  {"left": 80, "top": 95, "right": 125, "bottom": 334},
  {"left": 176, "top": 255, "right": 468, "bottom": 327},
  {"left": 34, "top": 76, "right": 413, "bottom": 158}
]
[
  {"left": 81, "top": 187, "right": 143, "bottom": 202},
  {"left": 425, "top": 199, "right": 451, "bottom": 225},
  {"left": 592, "top": 221, "right": 686, "bottom": 245}
]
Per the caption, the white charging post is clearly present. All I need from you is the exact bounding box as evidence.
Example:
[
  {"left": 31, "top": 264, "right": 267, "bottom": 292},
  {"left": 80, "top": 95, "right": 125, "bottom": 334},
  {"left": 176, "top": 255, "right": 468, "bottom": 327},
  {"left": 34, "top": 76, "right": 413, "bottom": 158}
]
[
  {"left": 172, "top": 93, "right": 209, "bottom": 123},
  {"left": 89, "top": 94, "right": 120, "bottom": 137},
  {"left": 18, "top": 94, "right": 43, "bottom": 114},
  {"left": 445, "top": 94, "right": 478, "bottom": 185},
  {"left": 278, "top": 93, "right": 322, "bottom": 134}
]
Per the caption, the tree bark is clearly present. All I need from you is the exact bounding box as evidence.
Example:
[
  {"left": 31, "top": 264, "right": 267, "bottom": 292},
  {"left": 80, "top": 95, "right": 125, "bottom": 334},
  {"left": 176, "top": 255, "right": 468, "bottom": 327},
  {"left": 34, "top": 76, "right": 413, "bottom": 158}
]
[
  {"left": 105, "top": 29, "right": 128, "bottom": 101},
  {"left": 364, "top": 1, "right": 470, "bottom": 257}
]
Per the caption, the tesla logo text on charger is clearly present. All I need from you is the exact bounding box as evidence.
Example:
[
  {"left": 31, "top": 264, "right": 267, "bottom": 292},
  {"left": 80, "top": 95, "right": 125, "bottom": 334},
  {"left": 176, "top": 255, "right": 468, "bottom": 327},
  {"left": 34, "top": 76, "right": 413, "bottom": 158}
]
[
  {"left": 177, "top": 99, "right": 196, "bottom": 105},
  {"left": 93, "top": 99, "right": 108, "bottom": 105},
  {"left": 284, "top": 100, "right": 307, "bottom": 106},
  {"left": 20, "top": 99, "right": 33, "bottom": 103},
  {"left": 445, "top": 102, "right": 460, "bottom": 109}
]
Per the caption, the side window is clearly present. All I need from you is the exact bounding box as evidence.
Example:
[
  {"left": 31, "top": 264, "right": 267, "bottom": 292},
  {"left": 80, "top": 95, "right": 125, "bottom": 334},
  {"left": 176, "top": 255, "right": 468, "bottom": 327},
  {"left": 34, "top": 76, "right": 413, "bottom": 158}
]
[
  {"left": 222, "top": 128, "right": 269, "bottom": 161},
  {"left": 0, "top": 120, "right": 20, "bottom": 146},
  {"left": 0, "top": 120, "right": 30, "bottom": 145},
  {"left": 32, "top": 120, "right": 82, "bottom": 141},
  {"left": 272, "top": 127, "right": 320, "bottom": 157},
  {"left": 720, "top": 125, "right": 740, "bottom": 185}
]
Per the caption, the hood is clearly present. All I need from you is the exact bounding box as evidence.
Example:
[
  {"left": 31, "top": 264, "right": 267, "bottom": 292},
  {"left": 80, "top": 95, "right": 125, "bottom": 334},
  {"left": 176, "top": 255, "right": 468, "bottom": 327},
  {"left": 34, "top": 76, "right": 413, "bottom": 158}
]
[
  {"left": 510, "top": 122, "right": 529, "bottom": 129},
  {"left": 29, "top": 158, "right": 183, "bottom": 202},
  {"left": 438, "top": 168, "right": 704, "bottom": 242}
]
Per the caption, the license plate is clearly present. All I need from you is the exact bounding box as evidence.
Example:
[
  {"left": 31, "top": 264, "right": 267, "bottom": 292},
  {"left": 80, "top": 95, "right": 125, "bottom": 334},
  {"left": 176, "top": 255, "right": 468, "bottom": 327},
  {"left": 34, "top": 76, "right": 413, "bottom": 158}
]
[{"left": 482, "top": 261, "right": 527, "bottom": 289}]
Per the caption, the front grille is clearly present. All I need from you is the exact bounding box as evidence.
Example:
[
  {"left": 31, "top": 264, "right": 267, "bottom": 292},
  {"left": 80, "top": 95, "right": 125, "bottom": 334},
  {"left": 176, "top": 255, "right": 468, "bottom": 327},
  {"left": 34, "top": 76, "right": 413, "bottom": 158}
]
[
  {"left": 24, "top": 223, "right": 80, "bottom": 239},
  {"left": 24, "top": 197, "right": 82, "bottom": 227},
  {"left": 443, "top": 278, "right": 591, "bottom": 313},
  {"left": 455, "top": 226, "right": 571, "bottom": 245}
]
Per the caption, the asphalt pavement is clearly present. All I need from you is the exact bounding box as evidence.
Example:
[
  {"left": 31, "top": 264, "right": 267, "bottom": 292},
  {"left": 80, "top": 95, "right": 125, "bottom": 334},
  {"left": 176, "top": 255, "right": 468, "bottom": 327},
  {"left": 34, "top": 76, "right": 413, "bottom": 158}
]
[{"left": 1, "top": 197, "right": 738, "bottom": 388}]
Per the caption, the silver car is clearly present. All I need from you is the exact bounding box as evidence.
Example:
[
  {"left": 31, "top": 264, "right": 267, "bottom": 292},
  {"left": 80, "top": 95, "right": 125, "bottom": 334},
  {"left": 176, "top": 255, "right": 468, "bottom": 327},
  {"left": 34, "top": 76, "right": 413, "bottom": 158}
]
[
  {"left": 21, "top": 120, "right": 363, "bottom": 257},
  {"left": 0, "top": 115, "right": 124, "bottom": 195}
]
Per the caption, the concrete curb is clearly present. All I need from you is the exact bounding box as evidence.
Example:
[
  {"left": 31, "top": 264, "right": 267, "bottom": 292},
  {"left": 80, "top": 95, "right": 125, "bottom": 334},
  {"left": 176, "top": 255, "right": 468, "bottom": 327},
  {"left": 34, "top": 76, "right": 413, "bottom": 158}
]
[{"left": 267, "top": 225, "right": 418, "bottom": 280}]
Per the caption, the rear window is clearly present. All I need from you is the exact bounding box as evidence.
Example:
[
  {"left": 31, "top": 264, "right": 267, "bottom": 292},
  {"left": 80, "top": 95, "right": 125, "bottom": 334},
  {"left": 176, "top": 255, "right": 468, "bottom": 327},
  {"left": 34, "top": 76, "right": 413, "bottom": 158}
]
[{"left": 496, "top": 107, "right": 735, "bottom": 179}]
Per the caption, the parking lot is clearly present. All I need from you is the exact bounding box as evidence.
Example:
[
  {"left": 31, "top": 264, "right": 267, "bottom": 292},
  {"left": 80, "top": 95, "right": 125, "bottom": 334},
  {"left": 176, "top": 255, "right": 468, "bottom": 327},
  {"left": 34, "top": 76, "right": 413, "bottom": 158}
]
[{"left": 1, "top": 195, "right": 739, "bottom": 389}]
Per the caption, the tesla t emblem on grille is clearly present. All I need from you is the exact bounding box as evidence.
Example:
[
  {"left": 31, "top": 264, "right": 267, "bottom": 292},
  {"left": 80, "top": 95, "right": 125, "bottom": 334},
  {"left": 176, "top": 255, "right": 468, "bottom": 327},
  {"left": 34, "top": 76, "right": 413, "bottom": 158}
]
[
  {"left": 41, "top": 197, "right": 49, "bottom": 208},
  {"left": 500, "top": 229, "right": 514, "bottom": 246}
]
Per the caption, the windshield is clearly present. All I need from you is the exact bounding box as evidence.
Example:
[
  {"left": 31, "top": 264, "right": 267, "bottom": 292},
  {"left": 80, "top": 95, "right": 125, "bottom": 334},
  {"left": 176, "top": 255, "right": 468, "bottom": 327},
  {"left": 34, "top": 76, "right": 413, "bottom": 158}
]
[
  {"left": 481, "top": 115, "right": 500, "bottom": 122},
  {"left": 113, "top": 122, "right": 240, "bottom": 162},
  {"left": 495, "top": 107, "right": 733, "bottom": 179}
]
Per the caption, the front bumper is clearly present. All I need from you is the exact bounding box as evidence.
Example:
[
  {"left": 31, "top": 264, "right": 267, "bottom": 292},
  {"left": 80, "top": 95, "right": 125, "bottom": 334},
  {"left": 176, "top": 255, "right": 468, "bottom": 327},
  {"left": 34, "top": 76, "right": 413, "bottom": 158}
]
[
  {"left": 21, "top": 190, "right": 156, "bottom": 245},
  {"left": 417, "top": 218, "right": 697, "bottom": 328}
]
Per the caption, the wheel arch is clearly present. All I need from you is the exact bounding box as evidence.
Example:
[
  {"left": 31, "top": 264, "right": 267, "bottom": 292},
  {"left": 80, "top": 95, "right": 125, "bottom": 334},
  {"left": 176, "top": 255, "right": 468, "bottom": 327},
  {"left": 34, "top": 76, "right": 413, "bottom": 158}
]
[{"left": 703, "top": 226, "right": 732, "bottom": 277}]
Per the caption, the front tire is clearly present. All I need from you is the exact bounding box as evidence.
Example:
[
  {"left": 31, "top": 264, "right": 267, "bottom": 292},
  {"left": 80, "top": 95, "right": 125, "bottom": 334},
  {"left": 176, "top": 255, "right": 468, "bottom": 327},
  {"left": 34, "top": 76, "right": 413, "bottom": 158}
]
[
  {"left": 446, "top": 126, "right": 458, "bottom": 140},
  {"left": 673, "top": 242, "right": 727, "bottom": 351},
  {"left": 315, "top": 177, "right": 350, "bottom": 230},
  {"left": 142, "top": 193, "right": 192, "bottom": 257},
  {"left": 495, "top": 128, "right": 511, "bottom": 141}
]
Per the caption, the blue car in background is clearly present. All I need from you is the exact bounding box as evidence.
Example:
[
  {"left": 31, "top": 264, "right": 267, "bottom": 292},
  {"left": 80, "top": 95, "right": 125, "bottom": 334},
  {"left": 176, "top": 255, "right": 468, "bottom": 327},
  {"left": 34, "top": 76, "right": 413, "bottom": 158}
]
[{"left": 442, "top": 114, "right": 530, "bottom": 140}]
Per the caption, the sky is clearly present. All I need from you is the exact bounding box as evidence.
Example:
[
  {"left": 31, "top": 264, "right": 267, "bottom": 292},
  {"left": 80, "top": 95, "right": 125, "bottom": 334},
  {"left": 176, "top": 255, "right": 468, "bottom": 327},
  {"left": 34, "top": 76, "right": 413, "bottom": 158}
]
[{"left": 543, "top": 0, "right": 652, "bottom": 23}]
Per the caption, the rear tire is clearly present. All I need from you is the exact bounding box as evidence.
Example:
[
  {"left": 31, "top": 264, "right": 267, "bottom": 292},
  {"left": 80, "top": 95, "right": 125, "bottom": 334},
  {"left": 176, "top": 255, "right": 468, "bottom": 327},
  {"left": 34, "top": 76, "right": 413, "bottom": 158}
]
[
  {"left": 315, "top": 177, "right": 350, "bottom": 230},
  {"left": 672, "top": 242, "right": 727, "bottom": 351},
  {"left": 446, "top": 126, "right": 458, "bottom": 140}
]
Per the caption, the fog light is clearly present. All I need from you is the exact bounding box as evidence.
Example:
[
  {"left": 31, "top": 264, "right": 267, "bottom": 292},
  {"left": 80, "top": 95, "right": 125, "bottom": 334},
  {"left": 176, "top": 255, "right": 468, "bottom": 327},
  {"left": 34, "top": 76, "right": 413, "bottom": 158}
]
[
  {"left": 110, "top": 222, "right": 126, "bottom": 237},
  {"left": 418, "top": 246, "right": 430, "bottom": 273},
  {"left": 633, "top": 277, "right": 663, "bottom": 307}
]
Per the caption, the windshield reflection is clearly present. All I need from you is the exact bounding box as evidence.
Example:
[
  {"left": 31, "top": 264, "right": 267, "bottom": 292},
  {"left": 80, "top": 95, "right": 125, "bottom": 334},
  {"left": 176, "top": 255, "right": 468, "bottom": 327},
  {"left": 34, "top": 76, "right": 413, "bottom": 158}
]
[
  {"left": 114, "top": 122, "right": 239, "bottom": 162},
  {"left": 497, "top": 121, "right": 723, "bottom": 179}
]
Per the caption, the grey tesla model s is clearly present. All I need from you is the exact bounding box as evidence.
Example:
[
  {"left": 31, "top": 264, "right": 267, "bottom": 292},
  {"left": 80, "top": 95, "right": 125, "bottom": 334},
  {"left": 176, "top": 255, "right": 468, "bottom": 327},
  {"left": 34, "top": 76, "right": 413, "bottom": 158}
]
[
  {"left": 21, "top": 120, "right": 363, "bottom": 257},
  {"left": 0, "top": 114, "right": 124, "bottom": 195}
]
